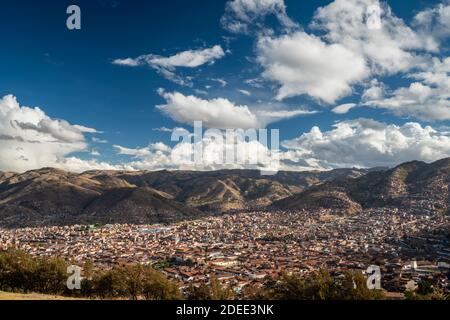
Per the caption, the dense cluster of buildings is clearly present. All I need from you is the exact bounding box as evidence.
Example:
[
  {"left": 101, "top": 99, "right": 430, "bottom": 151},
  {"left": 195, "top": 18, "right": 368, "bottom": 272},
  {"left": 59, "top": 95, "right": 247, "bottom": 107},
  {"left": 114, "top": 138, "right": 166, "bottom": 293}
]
[{"left": 1, "top": 209, "right": 449, "bottom": 294}]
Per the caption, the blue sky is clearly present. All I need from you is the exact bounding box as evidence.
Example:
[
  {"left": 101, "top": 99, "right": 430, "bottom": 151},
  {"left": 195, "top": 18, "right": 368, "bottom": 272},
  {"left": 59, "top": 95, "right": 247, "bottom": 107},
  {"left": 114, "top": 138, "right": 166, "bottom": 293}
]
[{"left": 0, "top": 0, "right": 449, "bottom": 172}]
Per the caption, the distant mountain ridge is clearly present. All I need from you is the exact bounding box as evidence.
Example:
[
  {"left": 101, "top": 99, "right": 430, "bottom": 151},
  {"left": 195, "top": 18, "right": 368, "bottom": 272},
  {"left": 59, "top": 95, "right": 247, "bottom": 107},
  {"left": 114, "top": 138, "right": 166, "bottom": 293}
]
[
  {"left": 0, "top": 167, "right": 369, "bottom": 228},
  {"left": 274, "top": 158, "right": 450, "bottom": 215}
]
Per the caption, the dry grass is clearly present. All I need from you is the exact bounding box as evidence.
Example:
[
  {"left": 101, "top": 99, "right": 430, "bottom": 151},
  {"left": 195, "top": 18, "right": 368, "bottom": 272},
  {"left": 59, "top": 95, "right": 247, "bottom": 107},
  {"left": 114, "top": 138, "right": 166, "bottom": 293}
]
[{"left": 0, "top": 291, "right": 86, "bottom": 300}]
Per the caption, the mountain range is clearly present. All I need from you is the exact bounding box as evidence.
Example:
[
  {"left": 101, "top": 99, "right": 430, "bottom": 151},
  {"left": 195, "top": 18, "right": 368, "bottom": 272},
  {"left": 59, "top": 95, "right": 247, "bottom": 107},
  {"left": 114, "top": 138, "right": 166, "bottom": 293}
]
[
  {"left": 0, "top": 167, "right": 368, "bottom": 227},
  {"left": 0, "top": 158, "right": 448, "bottom": 228},
  {"left": 274, "top": 158, "right": 450, "bottom": 215}
]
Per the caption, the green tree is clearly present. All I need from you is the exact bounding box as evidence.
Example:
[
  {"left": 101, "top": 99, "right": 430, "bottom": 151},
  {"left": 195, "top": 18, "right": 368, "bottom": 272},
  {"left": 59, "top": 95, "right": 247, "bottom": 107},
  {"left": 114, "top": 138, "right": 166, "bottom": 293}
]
[
  {"left": 210, "top": 277, "right": 234, "bottom": 300},
  {"left": 141, "top": 268, "right": 182, "bottom": 300},
  {"left": 186, "top": 282, "right": 212, "bottom": 300},
  {"left": 269, "top": 270, "right": 334, "bottom": 300},
  {"left": 34, "top": 256, "right": 67, "bottom": 294},
  {"left": 186, "top": 277, "right": 234, "bottom": 300},
  {"left": 406, "top": 283, "right": 448, "bottom": 301},
  {"left": 0, "top": 249, "right": 37, "bottom": 293},
  {"left": 336, "top": 271, "right": 385, "bottom": 300}
]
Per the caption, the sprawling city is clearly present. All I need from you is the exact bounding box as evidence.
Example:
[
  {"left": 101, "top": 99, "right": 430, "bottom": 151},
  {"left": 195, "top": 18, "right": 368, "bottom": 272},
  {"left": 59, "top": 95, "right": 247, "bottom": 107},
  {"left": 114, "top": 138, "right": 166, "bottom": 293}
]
[{"left": 1, "top": 207, "right": 449, "bottom": 297}]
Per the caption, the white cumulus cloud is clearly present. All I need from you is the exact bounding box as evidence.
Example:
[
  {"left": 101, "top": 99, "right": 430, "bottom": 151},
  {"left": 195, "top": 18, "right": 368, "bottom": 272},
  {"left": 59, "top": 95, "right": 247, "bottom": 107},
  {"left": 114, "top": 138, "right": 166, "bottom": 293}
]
[
  {"left": 156, "top": 90, "right": 317, "bottom": 129},
  {"left": 113, "top": 45, "right": 225, "bottom": 86},
  {"left": 332, "top": 103, "right": 358, "bottom": 114},
  {"left": 312, "top": 0, "right": 433, "bottom": 73},
  {"left": 363, "top": 57, "right": 450, "bottom": 121},
  {"left": 0, "top": 95, "right": 118, "bottom": 173},
  {"left": 282, "top": 118, "right": 450, "bottom": 169},
  {"left": 156, "top": 90, "right": 261, "bottom": 129},
  {"left": 114, "top": 131, "right": 280, "bottom": 172},
  {"left": 221, "top": 0, "right": 297, "bottom": 34},
  {"left": 257, "top": 31, "right": 369, "bottom": 103},
  {"left": 413, "top": 0, "right": 450, "bottom": 49}
]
